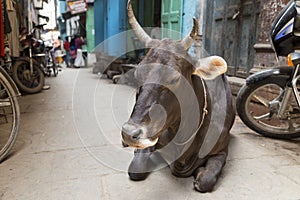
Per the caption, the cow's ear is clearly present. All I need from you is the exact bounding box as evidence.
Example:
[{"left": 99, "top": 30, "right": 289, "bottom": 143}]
[{"left": 193, "top": 56, "right": 227, "bottom": 80}]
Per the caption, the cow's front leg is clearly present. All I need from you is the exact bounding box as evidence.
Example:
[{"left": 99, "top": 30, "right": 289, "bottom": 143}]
[
  {"left": 128, "top": 147, "right": 155, "bottom": 181},
  {"left": 193, "top": 151, "right": 227, "bottom": 192}
]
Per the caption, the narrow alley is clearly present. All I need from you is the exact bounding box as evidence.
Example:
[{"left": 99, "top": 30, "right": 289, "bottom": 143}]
[{"left": 0, "top": 68, "right": 299, "bottom": 199}]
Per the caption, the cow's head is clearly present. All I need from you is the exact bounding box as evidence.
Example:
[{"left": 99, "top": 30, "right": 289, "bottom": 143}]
[{"left": 121, "top": 0, "right": 227, "bottom": 149}]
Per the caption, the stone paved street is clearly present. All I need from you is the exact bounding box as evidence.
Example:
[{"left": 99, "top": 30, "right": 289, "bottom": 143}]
[{"left": 0, "top": 68, "right": 299, "bottom": 200}]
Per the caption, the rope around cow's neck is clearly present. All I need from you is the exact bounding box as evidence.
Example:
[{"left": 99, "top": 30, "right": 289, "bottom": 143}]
[{"left": 173, "top": 77, "right": 208, "bottom": 146}]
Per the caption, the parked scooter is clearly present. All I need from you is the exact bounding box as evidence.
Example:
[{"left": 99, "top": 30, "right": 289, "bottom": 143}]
[
  {"left": 11, "top": 24, "right": 46, "bottom": 94},
  {"left": 236, "top": 0, "right": 300, "bottom": 139}
]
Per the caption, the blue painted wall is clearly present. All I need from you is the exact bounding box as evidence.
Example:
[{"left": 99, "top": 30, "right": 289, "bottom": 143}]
[
  {"left": 94, "top": 0, "right": 127, "bottom": 56},
  {"left": 59, "top": 0, "right": 67, "bottom": 39},
  {"left": 182, "top": 0, "right": 198, "bottom": 37},
  {"left": 94, "top": 0, "right": 105, "bottom": 47},
  {"left": 182, "top": 0, "right": 201, "bottom": 57}
]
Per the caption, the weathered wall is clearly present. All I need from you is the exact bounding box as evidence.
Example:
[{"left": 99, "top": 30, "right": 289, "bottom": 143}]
[
  {"left": 257, "top": 0, "right": 290, "bottom": 44},
  {"left": 253, "top": 0, "right": 290, "bottom": 70}
]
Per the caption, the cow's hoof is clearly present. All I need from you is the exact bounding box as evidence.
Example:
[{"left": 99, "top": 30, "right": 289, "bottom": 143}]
[
  {"left": 193, "top": 167, "right": 216, "bottom": 193},
  {"left": 193, "top": 178, "right": 216, "bottom": 193}
]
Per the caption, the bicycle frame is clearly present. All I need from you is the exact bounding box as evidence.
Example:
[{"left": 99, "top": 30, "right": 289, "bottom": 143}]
[{"left": 0, "top": 66, "right": 20, "bottom": 97}]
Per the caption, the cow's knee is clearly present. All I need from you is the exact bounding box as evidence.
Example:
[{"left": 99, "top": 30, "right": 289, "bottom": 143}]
[
  {"left": 193, "top": 152, "right": 227, "bottom": 192},
  {"left": 128, "top": 148, "right": 154, "bottom": 181}
]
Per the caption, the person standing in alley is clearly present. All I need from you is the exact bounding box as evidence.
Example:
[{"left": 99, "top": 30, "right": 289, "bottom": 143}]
[
  {"left": 74, "top": 35, "right": 86, "bottom": 68},
  {"left": 75, "top": 35, "right": 86, "bottom": 50},
  {"left": 54, "top": 36, "right": 62, "bottom": 51},
  {"left": 69, "top": 36, "right": 76, "bottom": 68},
  {"left": 51, "top": 36, "right": 62, "bottom": 65},
  {"left": 63, "top": 36, "right": 70, "bottom": 68}
]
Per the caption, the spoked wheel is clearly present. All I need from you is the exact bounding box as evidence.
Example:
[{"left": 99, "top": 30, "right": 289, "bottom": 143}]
[
  {"left": 0, "top": 71, "right": 20, "bottom": 162},
  {"left": 236, "top": 80, "right": 300, "bottom": 139},
  {"left": 44, "top": 64, "right": 52, "bottom": 77},
  {"left": 12, "top": 59, "right": 45, "bottom": 94},
  {"left": 40, "top": 62, "right": 51, "bottom": 77}
]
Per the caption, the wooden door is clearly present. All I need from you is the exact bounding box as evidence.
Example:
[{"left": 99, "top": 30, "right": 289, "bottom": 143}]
[
  {"left": 161, "top": 0, "right": 183, "bottom": 40},
  {"left": 86, "top": 4, "right": 95, "bottom": 52},
  {"left": 204, "top": 0, "right": 260, "bottom": 77}
]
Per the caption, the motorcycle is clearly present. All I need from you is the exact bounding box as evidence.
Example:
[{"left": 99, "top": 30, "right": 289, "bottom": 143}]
[
  {"left": 12, "top": 24, "right": 46, "bottom": 94},
  {"left": 236, "top": 0, "right": 300, "bottom": 139}
]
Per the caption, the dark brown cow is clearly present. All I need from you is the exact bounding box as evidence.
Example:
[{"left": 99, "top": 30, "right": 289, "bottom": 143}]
[{"left": 121, "top": 0, "right": 235, "bottom": 192}]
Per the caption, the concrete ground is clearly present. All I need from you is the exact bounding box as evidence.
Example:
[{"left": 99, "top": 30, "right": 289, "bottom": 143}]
[{"left": 0, "top": 68, "right": 299, "bottom": 200}]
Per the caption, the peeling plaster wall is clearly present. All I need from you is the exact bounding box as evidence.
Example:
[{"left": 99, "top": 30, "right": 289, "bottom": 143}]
[
  {"left": 257, "top": 0, "right": 289, "bottom": 43},
  {"left": 253, "top": 0, "right": 291, "bottom": 70},
  {"left": 184, "top": 0, "right": 205, "bottom": 59}
]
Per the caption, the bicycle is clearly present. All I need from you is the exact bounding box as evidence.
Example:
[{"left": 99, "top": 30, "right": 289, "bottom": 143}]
[{"left": 0, "top": 65, "right": 20, "bottom": 162}]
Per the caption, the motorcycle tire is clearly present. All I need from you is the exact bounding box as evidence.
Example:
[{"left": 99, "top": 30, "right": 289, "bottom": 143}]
[
  {"left": 12, "top": 59, "right": 45, "bottom": 94},
  {"left": 236, "top": 79, "right": 300, "bottom": 139}
]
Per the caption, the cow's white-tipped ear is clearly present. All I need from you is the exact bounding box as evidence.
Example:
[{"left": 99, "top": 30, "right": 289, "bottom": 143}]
[{"left": 193, "top": 56, "right": 227, "bottom": 80}]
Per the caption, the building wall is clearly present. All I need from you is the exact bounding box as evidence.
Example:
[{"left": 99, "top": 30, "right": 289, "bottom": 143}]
[
  {"left": 182, "top": 0, "right": 197, "bottom": 38},
  {"left": 86, "top": 4, "right": 95, "bottom": 52},
  {"left": 93, "top": 0, "right": 127, "bottom": 56},
  {"left": 252, "top": 0, "right": 290, "bottom": 70},
  {"left": 257, "top": 0, "right": 290, "bottom": 44},
  {"left": 94, "top": 0, "right": 104, "bottom": 47}
]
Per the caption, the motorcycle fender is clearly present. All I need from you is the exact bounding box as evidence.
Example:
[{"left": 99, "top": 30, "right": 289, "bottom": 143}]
[
  {"left": 246, "top": 66, "right": 292, "bottom": 88},
  {"left": 0, "top": 67, "right": 21, "bottom": 96},
  {"left": 14, "top": 56, "right": 45, "bottom": 75},
  {"left": 14, "top": 56, "right": 39, "bottom": 65}
]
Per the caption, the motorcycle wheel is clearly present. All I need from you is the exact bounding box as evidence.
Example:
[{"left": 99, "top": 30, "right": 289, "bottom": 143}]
[
  {"left": 236, "top": 79, "right": 300, "bottom": 139},
  {"left": 12, "top": 59, "right": 45, "bottom": 94}
]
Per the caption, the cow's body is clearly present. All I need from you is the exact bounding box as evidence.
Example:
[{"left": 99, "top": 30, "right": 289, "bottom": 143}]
[
  {"left": 122, "top": 1, "right": 235, "bottom": 193},
  {"left": 170, "top": 74, "right": 234, "bottom": 178}
]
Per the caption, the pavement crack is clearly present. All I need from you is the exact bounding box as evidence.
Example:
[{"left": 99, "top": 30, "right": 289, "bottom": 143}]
[{"left": 32, "top": 146, "right": 87, "bottom": 155}]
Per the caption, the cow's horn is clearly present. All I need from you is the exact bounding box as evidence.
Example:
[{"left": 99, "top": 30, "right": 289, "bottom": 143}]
[
  {"left": 181, "top": 18, "right": 199, "bottom": 50},
  {"left": 127, "top": 0, "right": 152, "bottom": 45}
]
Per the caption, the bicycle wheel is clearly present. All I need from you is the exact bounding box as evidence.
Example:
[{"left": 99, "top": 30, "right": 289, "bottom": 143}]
[{"left": 0, "top": 71, "right": 20, "bottom": 162}]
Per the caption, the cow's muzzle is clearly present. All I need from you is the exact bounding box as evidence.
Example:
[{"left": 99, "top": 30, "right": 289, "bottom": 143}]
[{"left": 121, "top": 122, "right": 158, "bottom": 149}]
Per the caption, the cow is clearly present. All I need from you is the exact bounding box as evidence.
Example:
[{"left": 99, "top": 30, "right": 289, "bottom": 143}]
[{"left": 121, "top": 0, "right": 236, "bottom": 193}]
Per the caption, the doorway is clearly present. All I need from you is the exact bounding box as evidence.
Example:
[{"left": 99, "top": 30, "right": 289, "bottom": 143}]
[{"left": 204, "top": 0, "right": 260, "bottom": 77}]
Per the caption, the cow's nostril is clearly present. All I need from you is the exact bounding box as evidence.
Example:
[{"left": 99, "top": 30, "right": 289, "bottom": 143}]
[
  {"left": 122, "top": 123, "right": 144, "bottom": 142},
  {"left": 131, "top": 129, "right": 142, "bottom": 140}
]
